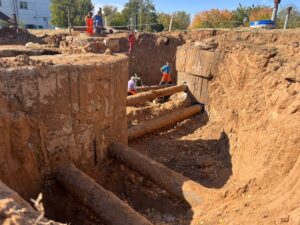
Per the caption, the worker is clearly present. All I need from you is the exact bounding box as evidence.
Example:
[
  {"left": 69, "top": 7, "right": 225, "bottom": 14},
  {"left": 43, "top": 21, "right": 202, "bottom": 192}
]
[
  {"left": 128, "top": 30, "right": 136, "bottom": 54},
  {"left": 85, "top": 12, "right": 94, "bottom": 35},
  {"left": 93, "top": 9, "right": 103, "bottom": 34},
  {"left": 159, "top": 62, "right": 172, "bottom": 86},
  {"left": 128, "top": 76, "right": 138, "bottom": 95}
]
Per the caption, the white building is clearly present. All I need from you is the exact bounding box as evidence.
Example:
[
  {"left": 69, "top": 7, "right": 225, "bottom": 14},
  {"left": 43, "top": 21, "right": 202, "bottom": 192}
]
[{"left": 0, "top": 0, "right": 52, "bottom": 29}]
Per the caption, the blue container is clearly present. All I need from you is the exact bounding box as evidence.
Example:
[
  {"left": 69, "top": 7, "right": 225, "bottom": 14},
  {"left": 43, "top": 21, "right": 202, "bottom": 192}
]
[{"left": 250, "top": 20, "right": 275, "bottom": 29}]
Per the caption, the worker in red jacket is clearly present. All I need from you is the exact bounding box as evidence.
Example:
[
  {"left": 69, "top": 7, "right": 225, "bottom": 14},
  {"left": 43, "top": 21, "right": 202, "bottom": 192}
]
[
  {"left": 128, "top": 30, "right": 136, "bottom": 54},
  {"left": 85, "top": 12, "right": 94, "bottom": 35}
]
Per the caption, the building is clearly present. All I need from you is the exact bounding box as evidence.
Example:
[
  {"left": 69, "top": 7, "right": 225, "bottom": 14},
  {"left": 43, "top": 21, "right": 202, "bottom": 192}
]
[{"left": 0, "top": 0, "right": 52, "bottom": 29}]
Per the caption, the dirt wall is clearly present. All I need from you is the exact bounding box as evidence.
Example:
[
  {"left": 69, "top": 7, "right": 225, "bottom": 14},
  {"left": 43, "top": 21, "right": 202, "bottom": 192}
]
[
  {"left": 176, "top": 30, "right": 300, "bottom": 224},
  {"left": 129, "top": 33, "right": 185, "bottom": 85},
  {"left": 0, "top": 54, "right": 128, "bottom": 200}
]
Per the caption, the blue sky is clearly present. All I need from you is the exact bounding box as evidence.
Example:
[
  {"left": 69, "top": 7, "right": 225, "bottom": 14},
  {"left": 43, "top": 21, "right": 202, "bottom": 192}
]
[{"left": 93, "top": 0, "right": 300, "bottom": 16}]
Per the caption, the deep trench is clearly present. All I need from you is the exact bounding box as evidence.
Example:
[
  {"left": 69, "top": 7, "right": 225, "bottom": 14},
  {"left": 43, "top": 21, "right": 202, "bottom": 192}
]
[
  {"left": 0, "top": 33, "right": 227, "bottom": 225},
  {"left": 22, "top": 38, "right": 201, "bottom": 225},
  {"left": 1, "top": 28, "right": 300, "bottom": 225}
]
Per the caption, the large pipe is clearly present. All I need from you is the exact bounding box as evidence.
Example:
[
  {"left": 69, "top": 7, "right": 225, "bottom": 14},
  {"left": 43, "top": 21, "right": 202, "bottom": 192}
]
[
  {"left": 108, "top": 142, "right": 208, "bottom": 207},
  {"left": 127, "top": 85, "right": 187, "bottom": 107},
  {"left": 284, "top": 7, "right": 293, "bottom": 29},
  {"left": 128, "top": 104, "right": 202, "bottom": 140},
  {"left": 271, "top": 0, "right": 281, "bottom": 24},
  {"left": 136, "top": 84, "right": 174, "bottom": 93},
  {"left": 127, "top": 94, "right": 192, "bottom": 124},
  {"left": 56, "top": 163, "right": 153, "bottom": 225}
]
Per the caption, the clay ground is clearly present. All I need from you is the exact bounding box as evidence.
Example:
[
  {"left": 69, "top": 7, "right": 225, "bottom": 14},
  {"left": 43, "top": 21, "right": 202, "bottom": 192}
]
[{"left": 0, "top": 28, "right": 299, "bottom": 225}]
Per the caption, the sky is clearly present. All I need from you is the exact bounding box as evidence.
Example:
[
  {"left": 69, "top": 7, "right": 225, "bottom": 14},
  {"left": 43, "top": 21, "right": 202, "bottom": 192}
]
[{"left": 93, "top": 0, "right": 300, "bottom": 16}]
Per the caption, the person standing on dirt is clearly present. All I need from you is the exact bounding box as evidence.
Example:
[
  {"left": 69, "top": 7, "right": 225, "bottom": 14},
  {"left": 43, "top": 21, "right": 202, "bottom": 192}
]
[
  {"left": 85, "top": 12, "right": 94, "bottom": 35},
  {"left": 128, "top": 76, "right": 138, "bottom": 95},
  {"left": 128, "top": 30, "right": 136, "bottom": 54},
  {"left": 159, "top": 62, "right": 172, "bottom": 86},
  {"left": 93, "top": 9, "right": 103, "bottom": 34}
]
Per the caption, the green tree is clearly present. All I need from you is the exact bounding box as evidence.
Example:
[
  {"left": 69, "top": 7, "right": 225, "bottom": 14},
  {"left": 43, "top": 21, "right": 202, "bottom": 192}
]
[
  {"left": 157, "top": 12, "right": 170, "bottom": 30},
  {"left": 172, "top": 11, "right": 190, "bottom": 30},
  {"left": 158, "top": 11, "right": 190, "bottom": 31},
  {"left": 102, "top": 5, "right": 126, "bottom": 27},
  {"left": 122, "top": 0, "right": 158, "bottom": 31},
  {"left": 232, "top": 4, "right": 254, "bottom": 26},
  {"left": 50, "top": 0, "right": 93, "bottom": 27}
]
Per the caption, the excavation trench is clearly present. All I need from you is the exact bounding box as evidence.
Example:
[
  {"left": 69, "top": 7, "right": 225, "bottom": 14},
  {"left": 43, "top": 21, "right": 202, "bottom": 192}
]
[
  {"left": 0, "top": 31, "right": 221, "bottom": 225},
  {"left": 0, "top": 43, "right": 201, "bottom": 225},
  {"left": 1, "top": 29, "right": 299, "bottom": 225}
]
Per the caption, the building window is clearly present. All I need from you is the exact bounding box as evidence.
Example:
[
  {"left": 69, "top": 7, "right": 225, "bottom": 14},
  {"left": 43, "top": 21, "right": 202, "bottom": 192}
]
[{"left": 20, "top": 1, "right": 28, "bottom": 9}]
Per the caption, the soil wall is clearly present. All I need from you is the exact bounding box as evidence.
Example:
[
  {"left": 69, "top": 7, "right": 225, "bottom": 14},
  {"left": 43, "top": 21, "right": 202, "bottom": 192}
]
[
  {"left": 176, "top": 30, "right": 300, "bottom": 224},
  {"left": 0, "top": 54, "right": 128, "bottom": 200}
]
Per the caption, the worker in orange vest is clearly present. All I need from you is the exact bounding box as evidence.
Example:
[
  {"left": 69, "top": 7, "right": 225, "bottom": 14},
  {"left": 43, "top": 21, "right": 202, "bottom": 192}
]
[
  {"left": 85, "top": 12, "right": 94, "bottom": 35},
  {"left": 128, "top": 30, "right": 136, "bottom": 54}
]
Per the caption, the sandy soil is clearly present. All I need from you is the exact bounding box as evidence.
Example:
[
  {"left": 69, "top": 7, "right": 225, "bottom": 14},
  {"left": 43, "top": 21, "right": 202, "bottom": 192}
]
[
  {"left": 0, "top": 28, "right": 299, "bottom": 225},
  {"left": 128, "top": 30, "right": 300, "bottom": 225}
]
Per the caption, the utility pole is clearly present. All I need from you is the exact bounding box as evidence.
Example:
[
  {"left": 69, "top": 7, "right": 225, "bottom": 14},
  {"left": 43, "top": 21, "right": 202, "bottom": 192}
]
[
  {"left": 67, "top": 1, "right": 71, "bottom": 35},
  {"left": 168, "top": 16, "right": 173, "bottom": 32},
  {"left": 139, "top": 13, "right": 142, "bottom": 31},
  {"left": 271, "top": 0, "right": 281, "bottom": 26},
  {"left": 135, "top": 13, "right": 138, "bottom": 31},
  {"left": 284, "top": 7, "right": 293, "bottom": 29},
  {"left": 12, "top": 0, "right": 19, "bottom": 24},
  {"left": 12, "top": 14, "right": 18, "bottom": 34}
]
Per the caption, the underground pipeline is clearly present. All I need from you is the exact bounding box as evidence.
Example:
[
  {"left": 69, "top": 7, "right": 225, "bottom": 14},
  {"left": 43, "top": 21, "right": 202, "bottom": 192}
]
[
  {"left": 108, "top": 142, "right": 208, "bottom": 208},
  {"left": 56, "top": 163, "right": 153, "bottom": 225},
  {"left": 127, "top": 85, "right": 187, "bottom": 107},
  {"left": 128, "top": 104, "right": 203, "bottom": 141}
]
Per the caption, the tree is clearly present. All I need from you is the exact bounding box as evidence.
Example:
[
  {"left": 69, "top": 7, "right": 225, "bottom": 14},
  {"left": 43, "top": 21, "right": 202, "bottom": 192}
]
[
  {"left": 232, "top": 4, "right": 255, "bottom": 26},
  {"left": 50, "top": 0, "right": 93, "bottom": 27},
  {"left": 157, "top": 12, "right": 170, "bottom": 30},
  {"left": 249, "top": 6, "right": 272, "bottom": 21},
  {"left": 158, "top": 11, "right": 190, "bottom": 31},
  {"left": 190, "top": 9, "right": 234, "bottom": 29},
  {"left": 172, "top": 11, "right": 190, "bottom": 30},
  {"left": 102, "top": 5, "right": 118, "bottom": 26},
  {"left": 122, "top": 0, "right": 158, "bottom": 31}
]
